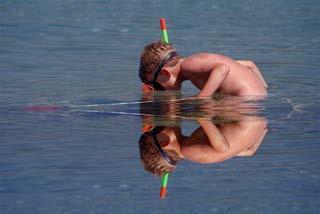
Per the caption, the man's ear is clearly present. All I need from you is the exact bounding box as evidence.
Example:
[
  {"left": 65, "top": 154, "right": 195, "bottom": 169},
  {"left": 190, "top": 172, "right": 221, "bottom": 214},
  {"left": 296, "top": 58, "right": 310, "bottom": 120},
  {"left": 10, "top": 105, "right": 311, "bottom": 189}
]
[
  {"left": 159, "top": 68, "right": 171, "bottom": 81},
  {"left": 157, "top": 133, "right": 170, "bottom": 147}
]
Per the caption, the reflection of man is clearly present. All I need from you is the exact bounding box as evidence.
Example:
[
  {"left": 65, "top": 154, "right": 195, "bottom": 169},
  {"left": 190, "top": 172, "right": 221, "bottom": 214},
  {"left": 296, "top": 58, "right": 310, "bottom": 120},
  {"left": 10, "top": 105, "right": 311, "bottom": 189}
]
[
  {"left": 138, "top": 92, "right": 268, "bottom": 176},
  {"left": 139, "top": 118, "right": 267, "bottom": 176}
]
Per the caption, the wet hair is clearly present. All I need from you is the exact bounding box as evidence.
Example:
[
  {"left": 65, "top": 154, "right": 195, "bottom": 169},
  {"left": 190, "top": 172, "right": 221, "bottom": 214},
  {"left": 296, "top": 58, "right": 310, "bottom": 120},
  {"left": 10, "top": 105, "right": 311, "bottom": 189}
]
[
  {"left": 139, "top": 40, "right": 183, "bottom": 82},
  {"left": 138, "top": 134, "right": 182, "bottom": 176}
]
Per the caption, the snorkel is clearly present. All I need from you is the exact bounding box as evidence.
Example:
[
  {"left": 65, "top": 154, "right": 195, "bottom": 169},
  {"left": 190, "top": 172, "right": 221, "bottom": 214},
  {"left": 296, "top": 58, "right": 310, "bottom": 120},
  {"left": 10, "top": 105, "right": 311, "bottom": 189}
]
[
  {"left": 160, "top": 17, "right": 169, "bottom": 44},
  {"left": 159, "top": 17, "right": 171, "bottom": 198}
]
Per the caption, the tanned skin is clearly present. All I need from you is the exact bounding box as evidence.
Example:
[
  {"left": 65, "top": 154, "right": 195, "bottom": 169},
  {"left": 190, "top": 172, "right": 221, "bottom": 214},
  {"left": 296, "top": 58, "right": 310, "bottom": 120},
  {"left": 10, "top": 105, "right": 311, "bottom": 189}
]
[
  {"left": 154, "top": 118, "right": 268, "bottom": 164},
  {"left": 151, "top": 53, "right": 268, "bottom": 97}
]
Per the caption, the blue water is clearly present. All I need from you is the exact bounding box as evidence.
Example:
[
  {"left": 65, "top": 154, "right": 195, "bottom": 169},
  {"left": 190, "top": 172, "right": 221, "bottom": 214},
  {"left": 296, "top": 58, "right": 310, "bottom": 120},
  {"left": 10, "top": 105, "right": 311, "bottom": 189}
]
[{"left": 1, "top": 0, "right": 320, "bottom": 213}]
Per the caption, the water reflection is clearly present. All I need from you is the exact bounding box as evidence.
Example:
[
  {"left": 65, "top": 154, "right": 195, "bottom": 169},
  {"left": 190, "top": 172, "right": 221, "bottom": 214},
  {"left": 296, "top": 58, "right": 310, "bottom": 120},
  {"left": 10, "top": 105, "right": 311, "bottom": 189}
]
[{"left": 138, "top": 93, "right": 268, "bottom": 176}]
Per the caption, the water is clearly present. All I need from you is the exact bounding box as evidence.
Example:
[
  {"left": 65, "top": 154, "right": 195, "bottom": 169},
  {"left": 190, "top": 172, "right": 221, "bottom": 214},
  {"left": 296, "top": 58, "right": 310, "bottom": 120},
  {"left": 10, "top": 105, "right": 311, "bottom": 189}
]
[{"left": 0, "top": 0, "right": 319, "bottom": 213}]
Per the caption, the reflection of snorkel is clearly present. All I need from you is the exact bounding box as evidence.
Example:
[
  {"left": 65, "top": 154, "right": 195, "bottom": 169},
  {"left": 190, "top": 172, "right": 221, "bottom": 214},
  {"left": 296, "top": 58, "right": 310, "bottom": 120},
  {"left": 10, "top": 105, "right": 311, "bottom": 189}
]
[{"left": 140, "top": 124, "right": 176, "bottom": 198}]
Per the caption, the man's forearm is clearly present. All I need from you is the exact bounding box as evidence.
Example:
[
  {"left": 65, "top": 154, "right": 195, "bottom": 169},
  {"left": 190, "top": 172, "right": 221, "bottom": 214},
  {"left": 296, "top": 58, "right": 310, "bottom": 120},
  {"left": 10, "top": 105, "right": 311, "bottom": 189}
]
[
  {"left": 197, "top": 119, "right": 229, "bottom": 152},
  {"left": 198, "top": 64, "right": 230, "bottom": 97}
]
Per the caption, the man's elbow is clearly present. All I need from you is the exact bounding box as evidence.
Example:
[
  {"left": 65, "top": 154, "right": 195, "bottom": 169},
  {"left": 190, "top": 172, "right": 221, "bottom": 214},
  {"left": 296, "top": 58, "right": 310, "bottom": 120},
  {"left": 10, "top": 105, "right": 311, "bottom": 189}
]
[{"left": 217, "top": 64, "right": 230, "bottom": 76}]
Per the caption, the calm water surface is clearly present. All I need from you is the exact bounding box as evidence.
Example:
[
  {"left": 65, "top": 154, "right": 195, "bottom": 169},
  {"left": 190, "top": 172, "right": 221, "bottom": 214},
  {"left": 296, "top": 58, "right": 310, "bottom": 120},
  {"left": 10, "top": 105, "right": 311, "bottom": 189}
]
[{"left": 0, "top": 0, "right": 319, "bottom": 213}]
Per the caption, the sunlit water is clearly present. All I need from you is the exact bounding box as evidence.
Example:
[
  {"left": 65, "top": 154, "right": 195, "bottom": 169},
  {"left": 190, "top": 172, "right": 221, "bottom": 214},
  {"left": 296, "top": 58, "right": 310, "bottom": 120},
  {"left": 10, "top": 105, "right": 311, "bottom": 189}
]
[{"left": 0, "top": 0, "right": 319, "bottom": 213}]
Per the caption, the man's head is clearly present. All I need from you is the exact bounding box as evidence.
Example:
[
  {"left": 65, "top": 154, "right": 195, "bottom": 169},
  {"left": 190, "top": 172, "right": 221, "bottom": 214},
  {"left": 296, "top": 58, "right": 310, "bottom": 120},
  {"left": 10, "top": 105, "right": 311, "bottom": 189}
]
[
  {"left": 139, "top": 40, "right": 183, "bottom": 91},
  {"left": 138, "top": 126, "right": 182, "bottom": 176}
]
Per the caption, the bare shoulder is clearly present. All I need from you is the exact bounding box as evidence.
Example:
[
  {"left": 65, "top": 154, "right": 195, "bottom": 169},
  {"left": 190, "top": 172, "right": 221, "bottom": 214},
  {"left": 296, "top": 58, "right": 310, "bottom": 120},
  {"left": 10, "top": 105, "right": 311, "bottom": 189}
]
[
  {"left": 182, "top": 53, "right": 212, "bottom": 65},
  {"left": 181, "top": 53, "right": 216, "bottom": 73}
]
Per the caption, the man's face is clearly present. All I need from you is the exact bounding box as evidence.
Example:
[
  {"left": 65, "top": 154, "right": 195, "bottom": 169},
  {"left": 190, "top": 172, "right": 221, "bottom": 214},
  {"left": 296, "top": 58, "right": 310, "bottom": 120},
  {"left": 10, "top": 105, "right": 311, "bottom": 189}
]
[{"left": 144, "top": 69, "right": 169, "bottom": 91}]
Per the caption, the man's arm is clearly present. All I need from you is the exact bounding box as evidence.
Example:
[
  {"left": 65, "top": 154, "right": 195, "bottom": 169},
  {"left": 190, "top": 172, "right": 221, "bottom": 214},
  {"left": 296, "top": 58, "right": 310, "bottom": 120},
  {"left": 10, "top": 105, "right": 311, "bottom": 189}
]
[
  {"left": 197, "top": 119, "right": 229, "bottom": 152},
  {"left": 198, "top": 64, "right": 230, "bottom": 97}
]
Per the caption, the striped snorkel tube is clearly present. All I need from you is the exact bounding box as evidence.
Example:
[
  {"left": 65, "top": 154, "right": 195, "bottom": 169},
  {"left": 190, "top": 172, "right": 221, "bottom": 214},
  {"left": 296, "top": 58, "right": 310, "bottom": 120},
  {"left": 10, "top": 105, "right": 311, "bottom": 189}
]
[{"left": 159, "top": 17, "right": 170, "bottom": 199}]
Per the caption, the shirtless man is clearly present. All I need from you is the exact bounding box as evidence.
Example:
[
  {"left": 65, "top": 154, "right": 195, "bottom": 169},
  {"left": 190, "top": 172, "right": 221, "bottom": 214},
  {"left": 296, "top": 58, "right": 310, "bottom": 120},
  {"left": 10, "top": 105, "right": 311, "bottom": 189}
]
[{"left": 139, "top": 40, "right": 268, "bottom": 97}]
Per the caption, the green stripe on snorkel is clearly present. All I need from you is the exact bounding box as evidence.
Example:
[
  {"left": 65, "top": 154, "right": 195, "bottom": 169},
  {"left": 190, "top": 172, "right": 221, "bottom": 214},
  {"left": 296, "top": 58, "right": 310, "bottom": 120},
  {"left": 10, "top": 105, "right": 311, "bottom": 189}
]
[
  {"left": 159, "top": 17, "right": 170, "bottom": 199},
  {"left": 162, "top": 29, "right": 169, "bottom": 44},
  {"left": 160, "top": 172, "right": 169, "bottom": 198},
  {"left": 161, "top": 172, "right": 169, "bottom": 187}
]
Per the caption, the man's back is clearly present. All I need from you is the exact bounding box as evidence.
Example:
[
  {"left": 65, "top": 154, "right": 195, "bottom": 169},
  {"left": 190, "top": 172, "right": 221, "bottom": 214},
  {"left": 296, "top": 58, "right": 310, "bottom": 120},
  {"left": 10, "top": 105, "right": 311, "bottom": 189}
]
[{"left": 181, "top": 53, "right": 267, "bottom": 96}]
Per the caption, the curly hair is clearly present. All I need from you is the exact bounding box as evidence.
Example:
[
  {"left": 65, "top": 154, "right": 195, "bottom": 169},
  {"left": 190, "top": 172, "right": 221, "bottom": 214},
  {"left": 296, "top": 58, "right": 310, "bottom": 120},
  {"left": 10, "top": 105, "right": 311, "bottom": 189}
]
[
  {"left": 139, "top": 40, "right": 183, "bottom": 82},
  {"left": 138, "top": 134, "right": 182, "bottom": 176}
]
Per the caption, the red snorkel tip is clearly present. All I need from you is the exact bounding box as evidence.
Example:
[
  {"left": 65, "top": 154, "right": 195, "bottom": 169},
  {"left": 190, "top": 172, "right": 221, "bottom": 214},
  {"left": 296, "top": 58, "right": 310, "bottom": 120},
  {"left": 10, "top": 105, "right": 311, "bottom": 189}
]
[
  {"left": 142, "top": 84, "right": 155, "bottom": 92},
  {"left": 160, "top": 18, "right": 167, "bottom": 30},
  {"left": 160, "top": 187, "right": 167, "bottom": 198},
  {"left": 142, "top": 124, "right": 155, "bottom": 133}
]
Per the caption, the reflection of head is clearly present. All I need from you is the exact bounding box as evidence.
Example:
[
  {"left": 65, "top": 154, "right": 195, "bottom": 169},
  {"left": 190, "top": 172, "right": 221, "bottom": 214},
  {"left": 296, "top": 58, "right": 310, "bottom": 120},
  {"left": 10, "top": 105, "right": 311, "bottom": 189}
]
[{"left": 138, "top": 127, "right": 182, "bottom": 176}]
